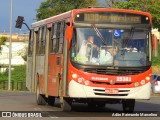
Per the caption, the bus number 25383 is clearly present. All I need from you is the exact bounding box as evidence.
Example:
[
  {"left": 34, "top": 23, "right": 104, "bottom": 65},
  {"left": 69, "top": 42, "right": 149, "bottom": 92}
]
[{"left": 117, "top": 77, "right": 132, "bottom": 82}]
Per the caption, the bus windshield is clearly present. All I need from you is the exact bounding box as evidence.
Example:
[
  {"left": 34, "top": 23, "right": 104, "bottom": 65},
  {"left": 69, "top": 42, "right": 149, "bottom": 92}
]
[{"left": 71, "top": 27, "right": 150, "bottom": 67}]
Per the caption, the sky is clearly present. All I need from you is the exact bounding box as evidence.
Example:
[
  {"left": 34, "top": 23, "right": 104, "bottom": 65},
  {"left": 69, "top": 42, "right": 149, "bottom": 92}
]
[
  {"left": 0, "top": 0, "right": 45, "bottom": 34},
  {"left": 0, "top": 0, "right": 107, "bottom": 34}
]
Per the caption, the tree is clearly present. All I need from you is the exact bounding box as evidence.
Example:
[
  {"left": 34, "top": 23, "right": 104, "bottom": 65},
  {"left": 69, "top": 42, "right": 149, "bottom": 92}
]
[
  {"left": 17, "top": 45, "right": 28, "bottom": 61},
  {"left": 36, "top": 0, "right": 98, "bottom": 20},
  {"left": 0, "top": 36, "right": 7, "bottom": 45},
  {"left": 104, "top": 0, "right": 125, "bottom": 7},
  {"left": 0, "top": 36, "right": 8, "bottom": 53},
  {"left": 110, "top": 0, "right": 160, "bottom": 29}
]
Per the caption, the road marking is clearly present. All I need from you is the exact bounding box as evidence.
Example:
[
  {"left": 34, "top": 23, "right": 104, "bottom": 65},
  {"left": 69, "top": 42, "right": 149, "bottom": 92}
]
[
  {"left": 50, "top": 117, "right": 59, "bottom": 119},
  {"left": 34, "top": 107, "right": 41, "bottom": 111}
]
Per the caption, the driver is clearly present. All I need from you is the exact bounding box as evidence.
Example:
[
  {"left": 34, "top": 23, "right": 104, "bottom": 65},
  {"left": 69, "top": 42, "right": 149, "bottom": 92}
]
[{"left": 77, "top": 36, "right": 99, "bottom": 59}]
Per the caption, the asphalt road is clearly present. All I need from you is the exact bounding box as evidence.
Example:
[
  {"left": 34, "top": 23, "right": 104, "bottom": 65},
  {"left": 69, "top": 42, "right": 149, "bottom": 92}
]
[{"left": 0, "top": 91, "right": 160, "bottom": 120}]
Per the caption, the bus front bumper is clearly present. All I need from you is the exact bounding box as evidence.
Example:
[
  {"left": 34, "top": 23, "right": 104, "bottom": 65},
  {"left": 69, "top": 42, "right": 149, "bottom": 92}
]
[{"left": 68, "top": 80, "right": 151, "bottom": 99}]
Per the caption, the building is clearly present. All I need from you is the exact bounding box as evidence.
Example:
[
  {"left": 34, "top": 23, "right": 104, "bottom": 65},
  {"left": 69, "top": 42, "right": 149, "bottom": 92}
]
[{"left": 0, "top": 33, "right": 29, "bottom": 72}]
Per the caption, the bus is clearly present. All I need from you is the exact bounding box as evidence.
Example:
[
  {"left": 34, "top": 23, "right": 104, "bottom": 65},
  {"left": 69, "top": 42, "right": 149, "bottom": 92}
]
[{"left": 26, "top": 7, "right": 152, "bottom": 112}]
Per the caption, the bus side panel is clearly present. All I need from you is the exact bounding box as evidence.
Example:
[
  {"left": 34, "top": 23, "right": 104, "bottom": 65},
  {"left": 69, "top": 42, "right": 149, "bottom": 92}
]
[
  {"left": 48, "top": 55, "right": 58, "bottom": 96},
  {"left": 48, "top": 54, "right": 63, "bottom": 96},
  {"left": 36, "top": 56, "right": 45, "bottom": 94},
  {"left": 26, "top": 56, "right": 33, "bottom": 91}
]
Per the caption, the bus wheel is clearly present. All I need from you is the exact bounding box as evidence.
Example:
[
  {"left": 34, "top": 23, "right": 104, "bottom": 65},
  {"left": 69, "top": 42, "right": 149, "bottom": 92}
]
[
  {"left": 36, "top": 85, "right": 46, "bottom": 105},
  {"left": 36, "top": 78, "right": 46, "bottom": 105},
  {"left": 60, "top": 98, "right": 72, "bottom": 111},
  {"left": 122, "top": 99, "right": 135, "bottom": 112},
  {"left": 48, "top": 96, "right": 55, "bottom": 106},
  {"left": 97, "top": 102, "right": 106, "bottom": 108},
  {"left": 87, "top": 102, "right": 97, "bottom": 108}
]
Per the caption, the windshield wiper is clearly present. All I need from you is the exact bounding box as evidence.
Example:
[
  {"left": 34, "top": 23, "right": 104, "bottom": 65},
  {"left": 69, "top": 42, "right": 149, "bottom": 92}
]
[
  {"left": 124, "top": 26, "right": 135, "bottom": 47},
  {"left": 92, "top": 24, "right": 106, "bottom": 45}
]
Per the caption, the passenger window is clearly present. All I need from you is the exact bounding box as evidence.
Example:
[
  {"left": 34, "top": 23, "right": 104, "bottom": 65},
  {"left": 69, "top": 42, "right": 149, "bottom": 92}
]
[{"left": 50, "top": 21, "right": 65, "bottom": 54}]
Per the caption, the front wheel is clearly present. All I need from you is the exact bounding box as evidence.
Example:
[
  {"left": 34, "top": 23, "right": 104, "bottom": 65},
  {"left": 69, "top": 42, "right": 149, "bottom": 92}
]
[
  {"left": 48, "top": 96, "right": 55, "bottom": 106},
  {"left": 60, "top": 98, "right": 72, "bottom": 111},
  {"left": 97, "top": 102, "right": 106, "bottom": 108},
  {"left": 36, "top": 76, "right": 46, "bottom": 105},
  {"left": 36, "top": 83, "right": 46, "bottom": 105},
  {"left": 87, "top": 102, "right": 97, "bottom": 108},
  {"left": 122, "top": 99, "right": 135, "bottom": 112}
]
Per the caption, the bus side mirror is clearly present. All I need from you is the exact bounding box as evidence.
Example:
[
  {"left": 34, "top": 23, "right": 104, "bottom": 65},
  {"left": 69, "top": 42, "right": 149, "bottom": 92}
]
[
  {"left": 66, "top": 26, "right": 73, "bottom": 41},
  {"left": 66, "top": 25, "right": 73, "bottom": 48}
]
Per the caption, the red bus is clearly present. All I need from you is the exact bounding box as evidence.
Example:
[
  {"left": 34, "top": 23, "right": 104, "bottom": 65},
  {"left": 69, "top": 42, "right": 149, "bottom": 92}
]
[{"left": 26, "top": 8, "right": 152, "bottom": 112}]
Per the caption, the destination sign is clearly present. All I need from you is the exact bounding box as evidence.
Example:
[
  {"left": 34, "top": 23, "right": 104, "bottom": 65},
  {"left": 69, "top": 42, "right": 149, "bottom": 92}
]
[{"left": 74, "top": 12, "right": 150, "bottom": 24}]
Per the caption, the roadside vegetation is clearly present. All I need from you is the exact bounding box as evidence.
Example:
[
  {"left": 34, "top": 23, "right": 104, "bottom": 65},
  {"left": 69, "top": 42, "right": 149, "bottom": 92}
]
[
  {"left": 0, "top": 36, "right": 8, "bottom": 53},
  {"left": 0, "top": 65, "right": 26, "bottom": 81},
  {"left": 152, "top": 43, "right": 160, "bottom": 66},
  {"left": 0, "top": 65, "right": 26, "bottom": 90}
]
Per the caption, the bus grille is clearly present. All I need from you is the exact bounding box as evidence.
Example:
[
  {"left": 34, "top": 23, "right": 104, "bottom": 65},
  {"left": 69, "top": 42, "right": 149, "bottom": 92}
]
[
  {"left": 91, "top": 81, "right": 132, "bottom": 86},
  {"left": 94, "top": 93, "right": 128, "bottom": 96},
  {"left": 83, "top": 68, "right": 143, "bottom": 75}
]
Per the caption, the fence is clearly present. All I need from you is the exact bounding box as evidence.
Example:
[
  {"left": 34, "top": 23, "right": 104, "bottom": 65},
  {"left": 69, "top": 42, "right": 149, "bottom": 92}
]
[{"left": 0, "top": 80, "right": 28, "bottom": 91}]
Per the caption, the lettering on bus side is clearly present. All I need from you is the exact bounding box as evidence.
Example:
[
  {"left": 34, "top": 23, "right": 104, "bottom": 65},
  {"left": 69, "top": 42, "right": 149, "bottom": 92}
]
[{"left": 91, "top": 77, "right": 108, "bottom": 81}]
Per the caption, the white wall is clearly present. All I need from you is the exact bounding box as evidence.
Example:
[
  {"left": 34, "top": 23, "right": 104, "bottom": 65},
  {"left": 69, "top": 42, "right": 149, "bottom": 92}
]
[{"left": 0, "top": 41, "right": 28, "bottom": 69}]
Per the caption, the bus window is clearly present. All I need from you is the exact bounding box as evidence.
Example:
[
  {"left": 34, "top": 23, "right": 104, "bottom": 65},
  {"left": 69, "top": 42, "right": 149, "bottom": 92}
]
[
  {"left": 56, "top": 22, "right": 61, "bottom": 53},
  {"left": 36, "top": 30, "right": 40, "bottom": 55},
  {"left": 58, "top": 21, "right": 65, "bottom": 53},
  {"left": 60, "top": 21, "right": 65, "bottom": 38},
  {"left": 40, "top": 26, "right": 46, "bottom": 55},
  {"left": 28, "top": 30, "right": 34, "bottom": 56},
  {"left": 50, "top": 22, "right": 65, "bottom": 54},
  {"left": 37, "top": 27, "right": 46, "bottom": 55},
  {"left": 51, "top": 23, "right": 58, "bottom": 53}
]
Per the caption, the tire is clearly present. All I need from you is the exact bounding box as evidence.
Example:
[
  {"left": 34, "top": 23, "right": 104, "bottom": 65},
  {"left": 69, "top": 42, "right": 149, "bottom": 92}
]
[
  {"left": 122, "top": 99, "right": 135, "bottom": 112},
  {"left": 97, "top": 102, "right": 106, "bottom": 108},
  {"left": 61, "top": 98, "right": 72, "bottom": 111},
  {"left": 87, "top": 102, "right": 97, "bottom": 108},
  {"left": 48, "top": 96, "right": 55, "bottom": 106},
  {"left": 36, "top": 77, "right": 46, "bottom": 105}
]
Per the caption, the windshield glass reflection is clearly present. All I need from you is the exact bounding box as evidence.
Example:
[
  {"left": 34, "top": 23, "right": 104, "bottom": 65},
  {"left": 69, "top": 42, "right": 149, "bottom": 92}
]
[{"left": 71, "top": 27, "right": 149, "bottom": 67}]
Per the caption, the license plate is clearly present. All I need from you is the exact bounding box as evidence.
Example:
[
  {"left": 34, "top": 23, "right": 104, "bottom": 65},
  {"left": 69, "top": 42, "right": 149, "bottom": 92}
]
[{"left": 105, "top": 89, "right": 119, "bottom": 94}]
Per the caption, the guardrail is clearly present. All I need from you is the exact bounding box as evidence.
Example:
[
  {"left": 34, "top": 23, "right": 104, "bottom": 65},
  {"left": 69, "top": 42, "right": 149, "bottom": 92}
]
[{"left": 0, "top": 80, "right": 28, "bottom": 91}]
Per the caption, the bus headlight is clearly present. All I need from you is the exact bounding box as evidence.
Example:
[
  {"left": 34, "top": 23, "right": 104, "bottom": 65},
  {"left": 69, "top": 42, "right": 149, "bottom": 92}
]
[
  {"left": 140, "top": 80, "right": 145, "bottom": 85},
  {"left": 134, "top": 82, "right": 139, "bottom": 87},
  {"left": 145, "top": 77, "right": 150, "bottom": 81},
  {"left": 72, "top": 74, "right": 77, "bottom": 79}
]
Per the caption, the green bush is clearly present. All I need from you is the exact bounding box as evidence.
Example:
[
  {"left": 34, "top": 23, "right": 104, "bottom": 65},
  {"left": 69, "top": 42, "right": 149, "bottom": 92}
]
[
  {"left": 152, "top": 43, "right": 160, "bottom": 66},
  {"left": 0, "top": 65, "right": 26, "bottom": 81}
]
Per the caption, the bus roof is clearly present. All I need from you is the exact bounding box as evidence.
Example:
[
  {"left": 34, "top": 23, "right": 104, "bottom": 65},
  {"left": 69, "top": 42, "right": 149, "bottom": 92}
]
[
  {"left": 31, "top": 11, "right": 71, "bottom": 28},
  {"left": 72, "top": 7, "right": 151, "bottom": 16},
  {"left": 31, "top": 8, "right": 152, "bottom": 29}
]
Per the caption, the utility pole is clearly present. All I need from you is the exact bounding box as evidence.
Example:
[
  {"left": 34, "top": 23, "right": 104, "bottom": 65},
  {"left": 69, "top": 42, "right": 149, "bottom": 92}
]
[{"left": 8, "top": 0, "right": 12, "bottom": 90}]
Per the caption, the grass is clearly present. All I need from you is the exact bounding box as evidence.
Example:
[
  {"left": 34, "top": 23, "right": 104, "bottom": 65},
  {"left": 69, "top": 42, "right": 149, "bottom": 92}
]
[
  {"left": 0, "top": 65, "right": 27, "bottom": 91},
  {"left": 0, "top": 65, "right": 26, "bottom": 81}
]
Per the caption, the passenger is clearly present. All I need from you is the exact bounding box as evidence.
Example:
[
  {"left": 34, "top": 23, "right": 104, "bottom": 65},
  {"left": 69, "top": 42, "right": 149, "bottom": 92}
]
[
  {"left": 99, "top": 47, "right": 117, "bottom": 65},
  {"left": 77, "top": 36, "right": 99, "bottom": 60}
]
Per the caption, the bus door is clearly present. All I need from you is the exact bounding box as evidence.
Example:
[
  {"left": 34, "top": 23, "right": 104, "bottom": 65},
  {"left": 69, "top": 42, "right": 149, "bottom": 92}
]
[
  {"left": 48, "top": 22, "right": 64, "bottom": 96},
  {"left": 35, "top": 26, "right": 46, "bottom": 94},
  {"left": 26, "top": 30, "right": 34, "bottom": 91}
]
